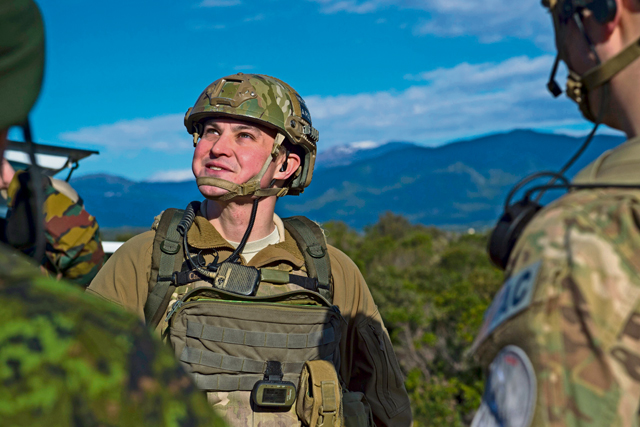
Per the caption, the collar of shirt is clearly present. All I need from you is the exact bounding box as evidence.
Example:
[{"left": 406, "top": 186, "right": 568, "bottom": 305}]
[
  {"left": 573, "top": 135, "right": 640, "bottom": 184},
  {"left": 185, "top": 206, "right": 305, "bottom": 269}
]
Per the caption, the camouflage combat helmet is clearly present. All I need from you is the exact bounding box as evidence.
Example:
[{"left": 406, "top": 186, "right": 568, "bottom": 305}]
[
  {"left": 0, "top": 0, "right": 45, "bottom": 130},
  {"left": 184, "top": 73, "right": 319, "bottom": 200}
]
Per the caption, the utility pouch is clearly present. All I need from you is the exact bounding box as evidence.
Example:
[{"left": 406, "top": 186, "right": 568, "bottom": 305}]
[
  {"left": 342, "top": 392, "right": 374, "bottom": 427},
  {"left": 296, "top": 360, "right": 343, "bottom": 427}
]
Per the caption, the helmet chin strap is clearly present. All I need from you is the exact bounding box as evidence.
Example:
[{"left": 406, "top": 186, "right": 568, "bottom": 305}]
[
  {"left": 196, "top": 132, "right": 290, "bottom": 201},
  {"left": 567, "top": 36, "right": 640, "bottom": 122}
]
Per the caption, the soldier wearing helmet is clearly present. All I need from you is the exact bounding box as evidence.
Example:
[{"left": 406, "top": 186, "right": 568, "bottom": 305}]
[
  {"left": 472, "top": 1, "right": 640, "bottom": 426},
  {"left": 0, "top": 0, "right": 227, "bottom": 425},
  {"left": 88, "top": 73, "right": 412, "bottom": 427}
]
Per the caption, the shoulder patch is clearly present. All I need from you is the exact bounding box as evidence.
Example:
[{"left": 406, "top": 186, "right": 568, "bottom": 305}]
[
  {"left": 472, "top": 345, "right": 536, "bottom": 427},
  {"left": 473, "top": 261, "right": 541, "bottom": 350}
]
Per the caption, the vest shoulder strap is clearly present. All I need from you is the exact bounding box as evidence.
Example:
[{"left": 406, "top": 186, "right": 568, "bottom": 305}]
[
  {"left": 145, "top": 208, "right": 185, "bottom": 328},
  {"left": 282, "top": 216, "right": 333, "bottom": 302}
]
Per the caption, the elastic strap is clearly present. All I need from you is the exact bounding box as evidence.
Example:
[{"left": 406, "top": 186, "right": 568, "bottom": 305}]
[
  {"left": 144, "top": 209, "right": 184, "bottom": 327},
  {"left": 283, "top": 216, "right": 332, "bottom": 302},
  {"left": 196, "top": 133, "right": 289, "bottom": 201},
  {"left": 583, "top": 36, "right": 640, "bottom": 90}
]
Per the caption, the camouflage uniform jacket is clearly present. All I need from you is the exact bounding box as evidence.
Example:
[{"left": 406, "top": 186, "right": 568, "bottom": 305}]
[
  {"left": 6, "top": 169, "right": 105, "bottom": 286},
  {"left": 0, "top": 241, "right": 227, "bottom": 427},
  {"left": 472, "top": 136, "right": 640, "bottom": 426},
  {"left": 87, "top": 209, "right": 413, "bottom": 427}
]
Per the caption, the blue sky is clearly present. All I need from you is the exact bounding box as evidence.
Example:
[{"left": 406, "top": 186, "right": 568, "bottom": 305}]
[{"left": 20, "top": 0, "right": 621, "bottom": 181}]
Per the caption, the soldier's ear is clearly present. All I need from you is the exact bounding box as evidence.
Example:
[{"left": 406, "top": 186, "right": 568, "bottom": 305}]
[{"left": 276, "top": 152, "right": 300, "bottom": 180}]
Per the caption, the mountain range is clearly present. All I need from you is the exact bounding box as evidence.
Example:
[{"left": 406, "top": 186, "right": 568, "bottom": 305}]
[{"left": 70, "top": 130, "right": 626, "bottom": 231}]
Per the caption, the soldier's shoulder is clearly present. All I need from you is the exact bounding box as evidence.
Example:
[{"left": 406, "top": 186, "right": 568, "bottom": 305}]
[
  {"left": 0, "top": 243, "right": 223, "bottom": 425},
  {"left": 512, "top": 187, "right": 640, "bottom": 267}
]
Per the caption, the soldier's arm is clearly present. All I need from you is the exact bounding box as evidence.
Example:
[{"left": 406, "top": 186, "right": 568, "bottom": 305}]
[
  {"left": 329, "top": 246, "right": 413, "bottom": 426},
  {"left": 6, "top": 170, "right": 105, "bottom": 287},
  {"left": 86, "top": 230, "right": 155, "bottom": 320},
  {"left": 474, "top": 198, "right": 640, "bottom": 427}
]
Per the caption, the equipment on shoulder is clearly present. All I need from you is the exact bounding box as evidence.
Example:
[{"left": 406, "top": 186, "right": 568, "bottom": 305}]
[
  {"left": 490, "top": 0, "right": 640, "bottom": 270},
  {"left": 184, "top": 73, "right": 319, "bottom": 200}
]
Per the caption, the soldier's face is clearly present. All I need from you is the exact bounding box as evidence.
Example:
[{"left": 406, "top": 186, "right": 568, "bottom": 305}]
[
  {"left": 192, "top": 118, "right": 280, "bottom": 200},
  {"left": 554, "top": 14, "right": 599, "bottom": 76}
]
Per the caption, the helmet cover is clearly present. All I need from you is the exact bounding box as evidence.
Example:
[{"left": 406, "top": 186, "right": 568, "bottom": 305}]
[{"left": 185, "top": 73, "right": 319, "bottom": 196}]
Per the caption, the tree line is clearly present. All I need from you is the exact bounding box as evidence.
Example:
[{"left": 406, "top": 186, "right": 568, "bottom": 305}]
[{"left": 323, "top": 213, "right": 503, "bottom": 426}]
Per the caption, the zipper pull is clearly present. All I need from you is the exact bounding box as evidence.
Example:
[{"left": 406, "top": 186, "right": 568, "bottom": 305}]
[
  {"left": 369, "top": 324, "right": 385, "bottom": 352},
  {"left": 165, "top": 299, "right": 183, "bottom": 322}
]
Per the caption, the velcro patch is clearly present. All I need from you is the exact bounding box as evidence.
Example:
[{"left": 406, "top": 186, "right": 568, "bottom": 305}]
[
  {"left": 471, "top": 345, "right": 536, "bottom": 427},
  {"left": 473, "top": 261, "right": 541, "bottom": 350}
]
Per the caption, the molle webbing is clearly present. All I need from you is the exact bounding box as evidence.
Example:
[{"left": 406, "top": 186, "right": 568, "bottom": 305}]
[
  {"left": 180, "top": 347, "right": 307, "bottom": 375},
  {"left": 192, "top": 373, "right": 300, "bottom": 392},
  {"left": 172, "top": 267, "right": 325, "bottom": 294},
  {"left": 186, "top": 320, "right": 336, "bottom": 348},
  {"left": 145, "top": 208, "right": 185, "bottom": 327},
  {"left": 283, "top": 216, "right": 332, "bottom": 301}
]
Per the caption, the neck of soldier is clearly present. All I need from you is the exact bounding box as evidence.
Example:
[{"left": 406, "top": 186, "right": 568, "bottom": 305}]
[
  {"left": 598, "top": 9, "right": 640, "bottom": 139},
  {"left": 606, "top": 58, "right": 640, "bottom": 139},
  {"left": 204, "top": 196, "right": 277, "bottom": 243}
]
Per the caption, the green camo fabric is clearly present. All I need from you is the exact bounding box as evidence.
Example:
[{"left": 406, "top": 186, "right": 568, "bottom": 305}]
[
  {"left": 0, "top": 0, "right": 45, "bottom": 130},
  {"left": 0, "top": 242, "right": 227, "bottom": 427}
]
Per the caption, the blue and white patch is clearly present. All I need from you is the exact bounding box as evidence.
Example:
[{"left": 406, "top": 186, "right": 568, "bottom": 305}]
[
  {"left": 473, "top": 261, "right": 541, "bottom": 349},
  {"left": 472, "top": 346, "right": 536, "bottom": 427}
]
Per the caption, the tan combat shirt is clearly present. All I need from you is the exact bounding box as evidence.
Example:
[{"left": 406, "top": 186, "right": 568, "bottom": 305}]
[
  {"left": 88, "top": 210, "right": 412, "bottom": 427},
  {"left": 472, "top": 136, "right": 640, "bottom": 427}
]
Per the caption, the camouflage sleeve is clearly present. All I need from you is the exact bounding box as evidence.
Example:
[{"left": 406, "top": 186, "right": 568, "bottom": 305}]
[
  {"left": 473, "top": 190, "right": 640, "bottom": 427},
  {"left": 0, "top": 243, "right": 227, "bottom": 427},
  {"left": 7, "top": 169, "right": 105, "bottom": 286}
]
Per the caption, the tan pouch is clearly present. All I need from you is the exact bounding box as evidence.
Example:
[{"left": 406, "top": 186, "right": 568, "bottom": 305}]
[
  {"left": 297, "top": 360, "right": 344, "bottom": 427},
  {"left": 343, "top": 392, "right": 374, "bottom": 427}
]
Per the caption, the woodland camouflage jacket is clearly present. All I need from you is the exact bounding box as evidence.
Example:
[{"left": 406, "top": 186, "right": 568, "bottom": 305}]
[{"left": 0, "top": 241, "right": 226, "bottom": 426}]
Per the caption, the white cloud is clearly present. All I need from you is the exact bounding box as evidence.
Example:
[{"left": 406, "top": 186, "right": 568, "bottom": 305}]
[
  {"left": 244, "top": 13, "right": 265, "bottom": 22},
  {"left": 59, "top": 114, "right": 190, "bottom": 153},
  {"left": 199, "top": 0, "right": 241, "bottom": 7},
  {"left": 146, "top": 169, "right": 195, "bottom": 182},
  {"left": 310, "top": 0, "right": 554, "bottom": 47},
  {"left": 305, "top": 55, "right": 585, "bottom": 147},
  {"left": 59, "top": 55, "right": 587, "bottom": 171},
  {"left": 234, "top": 64, "right": 255, "bottom": 71}
]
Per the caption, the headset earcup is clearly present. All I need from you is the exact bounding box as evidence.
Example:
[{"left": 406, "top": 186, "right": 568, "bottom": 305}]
[
  {"left": 588, "top": 0, "right": 617, "bottom": 23},
  {"left": 488, "top": 200, "right": 543, "bottom": 270}
]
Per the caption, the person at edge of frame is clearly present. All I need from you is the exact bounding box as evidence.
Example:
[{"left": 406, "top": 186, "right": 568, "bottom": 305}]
[
  {"left": 471, "top": 0, "right": 640, "bottom": 426},
  {"left": 86, "top": 73, "right": 413, "bottom": 427},
  {"left": 0, "top": 1, "right": 227, "bottom": 425},
  {"left": 0, "top": 156, "right": 106, "bottom": 287}
]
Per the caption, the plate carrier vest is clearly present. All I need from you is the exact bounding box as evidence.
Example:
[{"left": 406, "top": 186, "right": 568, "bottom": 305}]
[{"left": 142, "top": 203, "right": 373, "bottom": 427}]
